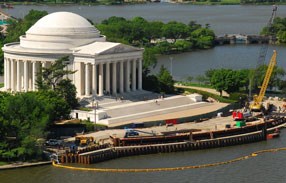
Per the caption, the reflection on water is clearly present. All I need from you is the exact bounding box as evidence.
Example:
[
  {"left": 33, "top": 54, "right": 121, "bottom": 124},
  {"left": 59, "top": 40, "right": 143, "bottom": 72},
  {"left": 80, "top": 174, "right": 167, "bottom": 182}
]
[{"left": 1, "top": 130, "right": 286, "bottom": 183}]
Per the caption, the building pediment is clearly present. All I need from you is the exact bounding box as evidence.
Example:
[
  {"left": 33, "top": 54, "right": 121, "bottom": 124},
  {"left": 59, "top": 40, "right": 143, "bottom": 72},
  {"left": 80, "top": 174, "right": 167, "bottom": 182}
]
[
  {"left": 99, "top": 44, "right": 141, "bottom": 55},
  {"left": 72, "top": 42, "right": 142, "bottom": 56}
]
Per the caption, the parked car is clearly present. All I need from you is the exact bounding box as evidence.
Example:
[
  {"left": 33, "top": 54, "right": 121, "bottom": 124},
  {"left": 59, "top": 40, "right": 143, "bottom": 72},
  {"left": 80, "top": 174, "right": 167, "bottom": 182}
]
[{"left": 45, "top": 139, "right": 62, "bottom": 146}]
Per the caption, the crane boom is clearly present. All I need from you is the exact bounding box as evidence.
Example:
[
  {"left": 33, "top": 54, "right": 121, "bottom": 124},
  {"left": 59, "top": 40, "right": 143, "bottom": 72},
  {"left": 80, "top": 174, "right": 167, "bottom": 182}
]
[
  {"left": 256, "top": 5, "right": 277, "bottom": 67},
  {"left": 250, "top": 5, "right": 278, "bottom": 99},
  {"left": 250, "top": 50, "right": 277, "bottom": 111}
]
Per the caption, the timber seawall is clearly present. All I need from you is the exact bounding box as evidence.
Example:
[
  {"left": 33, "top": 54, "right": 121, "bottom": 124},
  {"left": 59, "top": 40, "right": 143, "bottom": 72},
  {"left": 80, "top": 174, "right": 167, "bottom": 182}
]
[
  {"left": 60, "top": 129, "right": 267, "bottom": 164},
  {"left": 59, "top": 117, "right": 286, "bottom": 165}
]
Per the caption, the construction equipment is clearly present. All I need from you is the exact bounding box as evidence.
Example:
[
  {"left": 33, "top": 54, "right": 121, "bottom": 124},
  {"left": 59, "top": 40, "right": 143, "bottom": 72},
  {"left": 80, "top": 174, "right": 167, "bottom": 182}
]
[
  {"left": 75, "top": 136, "right": 94, "bottom": 146},
  {"left": 250, "top": 50, "right": 277, "bottom": 111},
  {"left": 250, "top": 5, "right": 277, "bottom": 97},
  {"left": 124, "top": 128, "right": 156, "bottom": 138},
  {"left": 256, "top": 5, "right": 277, "bottom": 67}
]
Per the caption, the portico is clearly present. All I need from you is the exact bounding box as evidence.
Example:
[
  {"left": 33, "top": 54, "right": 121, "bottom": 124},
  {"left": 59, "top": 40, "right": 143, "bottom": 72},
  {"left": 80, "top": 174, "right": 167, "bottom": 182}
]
[{"left": 2, "top": 12, "right": 143, "bottom": 97}]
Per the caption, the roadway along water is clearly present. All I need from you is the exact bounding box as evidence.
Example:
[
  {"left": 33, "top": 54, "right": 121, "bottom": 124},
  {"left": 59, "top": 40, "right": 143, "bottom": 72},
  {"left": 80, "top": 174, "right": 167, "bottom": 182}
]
[{"left": 1, "top": 129, "right": 286, "bottom": 183}]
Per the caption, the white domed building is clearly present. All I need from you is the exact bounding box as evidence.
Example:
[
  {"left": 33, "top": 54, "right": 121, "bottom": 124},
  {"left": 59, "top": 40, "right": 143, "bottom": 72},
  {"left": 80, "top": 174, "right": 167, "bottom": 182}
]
[{"left": 2, "top": 12, "right": 143, "bottom": 97}]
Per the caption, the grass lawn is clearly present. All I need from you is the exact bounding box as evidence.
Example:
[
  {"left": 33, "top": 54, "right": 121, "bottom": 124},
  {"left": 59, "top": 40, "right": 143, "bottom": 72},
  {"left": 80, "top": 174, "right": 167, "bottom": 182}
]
[
  {"left": 0, "top": 83, "right": 3, "bottom": 88},
  {"left": 0, "top": 161, "right": 9, "bottom": 166},
  {"left": 221, "top": 0, "right": 240, "bottom": 3},
  {"left": 176, "top": 82, "right": 214, "bottom": 89}
]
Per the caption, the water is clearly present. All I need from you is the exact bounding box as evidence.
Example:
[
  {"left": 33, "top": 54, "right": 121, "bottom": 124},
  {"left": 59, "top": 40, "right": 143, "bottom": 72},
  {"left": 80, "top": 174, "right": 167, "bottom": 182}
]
[
  {"left": 3, "top": 4, "right": 286, "bottom": 35},
  {"left": 154, "top": 44, "right": 286, "bottom": 81},
  {"left": 1, "top": 4, "right": 286, "bottom": 183},
  {"left": 1, "top": 130, "right": 286, "bottom": 183},
  {"left": 4, "top": 4, "right": 286, "bottom": 79}
]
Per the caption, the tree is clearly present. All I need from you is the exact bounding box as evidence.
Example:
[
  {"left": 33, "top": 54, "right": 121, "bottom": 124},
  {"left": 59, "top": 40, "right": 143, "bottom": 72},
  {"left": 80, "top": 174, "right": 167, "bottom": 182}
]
[
  {"left": 162, "top": 21, "right": 190, "bottom": 42},
  {"left": 56, "top": 79, "right": 79, "bottom": 109},
  {"left": 157, "top": 66, "right": 175, "bottom": 94},
  {"left": 210, "top": 69, "right": 246, "bottom": 96},
  {"left": 143, "top": 47, "right": 158, "bottom": 70},
  {"left": 191, "top": 28, "right": 215, "bottom": 49},
  {"left": 0, "top": 91, "right": 71, "bottom": 162},
  {"left": 37, "top": 56, "right": 75, "bottom": 90},
  {"left": 36, "top": 56, "right": 78, "bottom": 109}
]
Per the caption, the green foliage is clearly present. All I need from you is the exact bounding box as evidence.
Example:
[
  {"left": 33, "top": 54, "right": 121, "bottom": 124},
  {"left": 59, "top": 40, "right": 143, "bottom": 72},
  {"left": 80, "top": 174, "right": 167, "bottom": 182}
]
[
  {"left": 36, "top": 56, "right": 79, "bottom": 109},
  {"left": 208, "top": 66, "right": 285, "bottom": 97},
  {"left": 210, "top": 69, "right": 247, "bottom": 96},
  {"left": 0, "top": 91, "right": 71, "bottom": 162},
  {"left": 97, "top": 17, "right": 215, "bottom": 70},
  {"left": 254, "top": 64, "right": 285, "bottom": 90},
  {"left": 82, "top": 120, "right": 95, "bottom": 132},
  {"left": 191, "top": 28, "right": 215, "bottom": 49},
  {"left": 143, "top": 47, "right": 158, "bottom": 70},
  {"left": 56, "top": 79, "right": 79, "bottom": 109},
  {"left": 261, "top": 17, "right": 286, "bottom": 44},
  {"left": 157, "top": 66, "right": 175, "bottom": 94},
  {"left": 162, "top": 21, "right": 190, "bottom": 42},
  {"left": 142, "top": 69, "right": 159, "bottom": 92},
  {"left": 229, "top": 92, "right": 248, "bottom": 101}
]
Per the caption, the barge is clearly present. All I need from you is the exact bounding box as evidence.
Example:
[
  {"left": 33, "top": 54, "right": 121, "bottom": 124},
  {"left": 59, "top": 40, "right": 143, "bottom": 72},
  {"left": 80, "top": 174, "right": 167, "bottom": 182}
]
[{"left": 59, "top": 116, "right": 286, "bottom": 164}]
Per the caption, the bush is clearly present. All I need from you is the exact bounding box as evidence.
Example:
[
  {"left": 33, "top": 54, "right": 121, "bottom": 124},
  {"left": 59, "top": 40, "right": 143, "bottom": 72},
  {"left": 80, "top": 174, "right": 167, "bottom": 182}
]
[{"left": 229, "top": 93, "right": 248, "bottom": 101}]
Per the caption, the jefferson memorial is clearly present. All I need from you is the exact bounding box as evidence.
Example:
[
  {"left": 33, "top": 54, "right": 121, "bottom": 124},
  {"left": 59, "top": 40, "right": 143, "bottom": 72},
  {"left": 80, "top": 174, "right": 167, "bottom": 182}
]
[{"left": 2, "top": 12, "right": 143, "bottom": 97}]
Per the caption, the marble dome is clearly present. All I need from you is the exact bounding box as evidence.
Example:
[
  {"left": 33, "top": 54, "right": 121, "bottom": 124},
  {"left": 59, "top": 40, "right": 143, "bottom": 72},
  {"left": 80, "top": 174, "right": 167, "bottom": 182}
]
[{"left": 20, "top": 12, "right": 105, "bottom": 50}]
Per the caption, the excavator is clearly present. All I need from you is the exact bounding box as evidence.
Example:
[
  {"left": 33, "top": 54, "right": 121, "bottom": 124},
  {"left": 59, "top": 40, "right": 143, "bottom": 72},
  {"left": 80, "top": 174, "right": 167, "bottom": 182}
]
[
  {"left": 249, "top": 50, "right": 277, "bottom": 112},
  {"left": 75, "top": 136, "right": 94, "bottom": 146}
]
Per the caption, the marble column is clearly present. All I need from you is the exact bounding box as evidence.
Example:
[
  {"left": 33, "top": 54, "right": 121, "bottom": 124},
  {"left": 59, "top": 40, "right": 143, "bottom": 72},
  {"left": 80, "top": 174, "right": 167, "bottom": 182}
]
[
  {"left": 17, "top": 60, "right": 21, "bottom": 91},
  {"left": 138, "top": 59, "right": 142, "bottom": 90},
  {"left": 4, "top": 58, "right": 6, "bottom": 90},
  {"left": 74, "top": 62, "right": 84, "bottom": 96},
  {"left": 6, "top": 59, "right": 10, "bottom": 90},
  {"left": 92, "top": 64, "right": 97, "bottom": 96},
  {"left": 125, "top": 60, "right": 130, "bottom": 92},
  {"left": 132, "top": 59, "right": 136, "bottom": 91},
  {"left": 105, "top": 62, "right": 110, "bottom": 94},
  {"left": 120, "top": 61, "right": 124, "bottom": 93},
  {"left": 32, "top": 61, "right": 37, "bottom": 91},
  {"left": 85, "top": 63, "right": 90, "bottom": 96},
  {"left": 28, "top": 61, "right": 32, "bottom": 91},
  {"left": 112, "top": 62, "right": 117, "bottom": 95},
  {"left": 10, "top": 60, "right": 15, "bottom": 91},
  {"left": 24, "top": 61, "right": 28, "bottom": 91},
  {"left": 98, "top": 63, "right": 103, "bottom": 96}
]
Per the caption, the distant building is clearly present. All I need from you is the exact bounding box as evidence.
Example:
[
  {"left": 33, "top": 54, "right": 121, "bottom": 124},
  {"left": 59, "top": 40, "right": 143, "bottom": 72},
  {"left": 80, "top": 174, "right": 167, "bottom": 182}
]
[{"left": 2, "top": 12, "right": 143, "bottom": 97}]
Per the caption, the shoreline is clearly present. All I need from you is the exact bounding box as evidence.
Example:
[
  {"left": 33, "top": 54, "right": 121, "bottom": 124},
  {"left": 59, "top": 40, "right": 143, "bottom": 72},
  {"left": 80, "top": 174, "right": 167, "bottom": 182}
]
[
  {"left": 0, "top": 161, "right": 51, "bottom": 171},
  {"left": 2, "top": 2, "right": 286, "bottom": 6}
]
